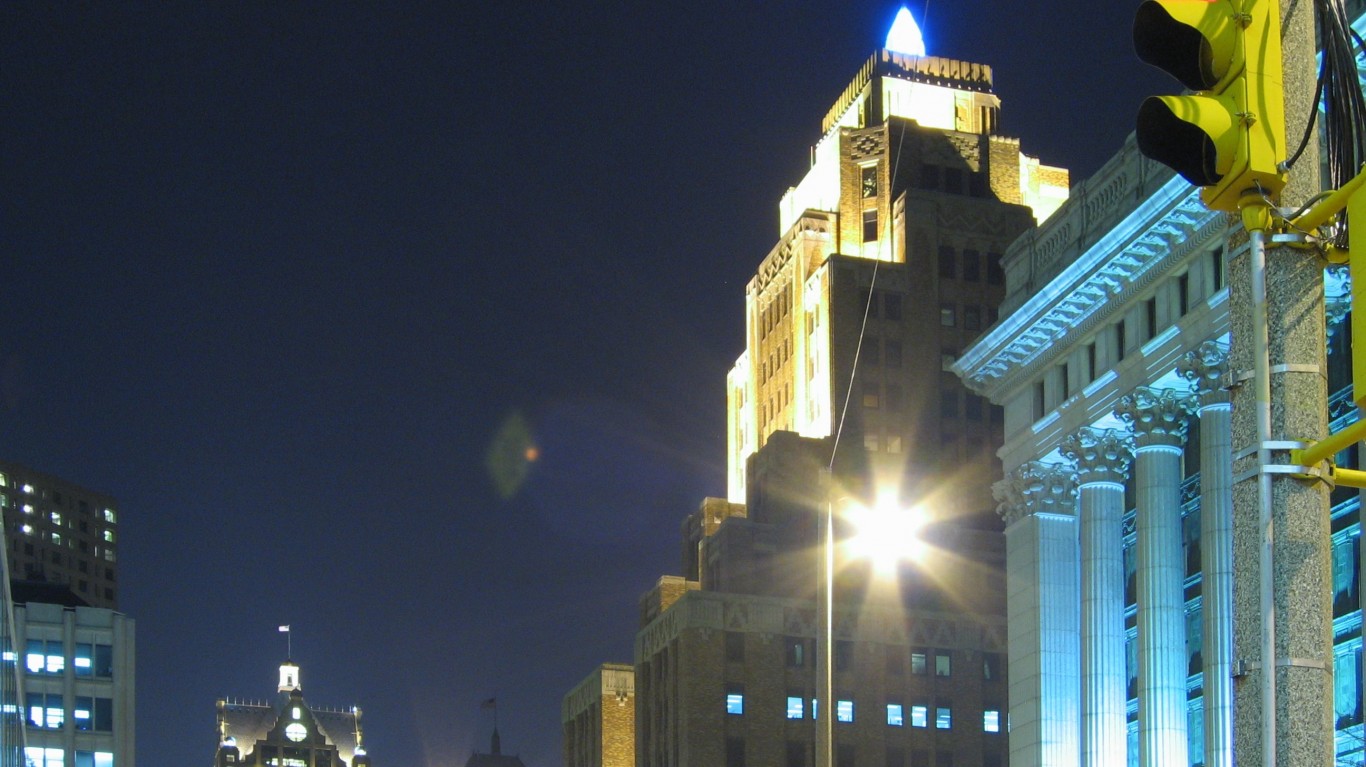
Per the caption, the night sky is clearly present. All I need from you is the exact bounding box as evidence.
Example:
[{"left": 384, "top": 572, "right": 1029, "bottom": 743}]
[{"left": 2, "top": 3, "right": 1171, "bottom": 766}]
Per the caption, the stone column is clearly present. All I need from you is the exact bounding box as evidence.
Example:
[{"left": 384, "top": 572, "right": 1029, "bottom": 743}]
[
  {"left": 1061, "top": 428, "right": 1134, "bottom": 767},
  {"left": 1116, "top": 387, "right": 1194, "bottom": 767},
  {"left": 1178, "top": 341, "right": 1233, "bottom": 767},
  {"left": 993, "top": 462, "right": 1080, "bottom": 767}
]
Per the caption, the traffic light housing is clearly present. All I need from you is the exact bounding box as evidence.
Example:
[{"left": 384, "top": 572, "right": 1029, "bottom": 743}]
[{"left": 1133, "top": 0, "right": 1286, "bottom": 212}]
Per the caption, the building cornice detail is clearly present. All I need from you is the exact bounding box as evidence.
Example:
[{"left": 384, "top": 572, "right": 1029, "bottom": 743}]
[
  {"left": 955, "top": 151, "right": 1230, "bottom": 401},
  {"left": 993, "top": 461, "right": 1077, "bottom": 526}
]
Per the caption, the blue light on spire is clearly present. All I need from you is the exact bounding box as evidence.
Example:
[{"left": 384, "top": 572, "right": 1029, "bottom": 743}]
[{"left": 885, "top": 7, "right": 926, "bottom": 57}]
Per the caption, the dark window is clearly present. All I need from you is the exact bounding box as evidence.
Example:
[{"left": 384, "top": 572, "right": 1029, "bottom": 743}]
[
  {"left": 861, "top": 337, "right": 881, "bottom": 366},
  {"left": 964, "top": 395, "right": 983, "bottom": 421},
  {"left": 885, "top": 341, "right": 903, "bottom": 368},
  {"left": 983, "top": 652, "right": 1002, "bottom": 680},
  {"left": 862, "top": 165, "right": 878, "bottom": 198},
  {"left": 95, "top": 644, "right": 113, "bottom": 677},
  {"left": 920, "top": 164, "right": 940, "bottom": 190},
  {"left": 837, "top": 745, "right": 856, "bottom": 767},
  {"left": 911, "top": 750, "right": 929, "bottom": 767},
  {"left": 935, "top": 650, "right": 952, "bottom": 676},
  {"left": 964, "top": 306, "right": 981, "bottom": 331},
  {"left": 940, "top": 391, "right": 959, "bottom": 419},
  {"left": 885, "top": 384, "right": 904, "bottom": 413},
  {"left": 860, "top": 290, "right": 879, "bottom": 318},
  {"left": 911, "top": 650, "right": 927, "bottom": 675},
  {"left": 938, "top": 246, "right": 956, "bottom": 279},
  {"left": 787, "top": 741, "right": 807, "bottom": 767},
  {"left": 725, "top": 631, "right": 744, "bottom": 662},
  {"left": 1146, "top": 297, "right": 1158, "bottom": 339},
  {"left": 95, "top": 697, "right": 113, "bottom": 731},
  {"left": 726, "top": 737, "right": 746, "bottom": 767},
  {"left": 1178, "top": 272, "right": 1190, "bottom": 315},
  {"left": 884, "top": 293, "right": 902, "bottom": 321},
  {"left": 986, "top": 252, "right": 1004, "bottom": 285},
  {"left": 962, "top": 250, "right": 981, "bottom": 281},
  {"left": 1116, "top": 321, "right": 1127, "bottom": 361},
  {"left": 936, "top": 751, "right": 954, "bottom": 767},
  {"left": 786, "top": 637, "right": 807, "bottom": 667},
  {"left": 944, "top": 168, "right": 964, "bottom": 194},
  {"left": 887, "top": 746, "right": 906, "bottom": 767},
  {"left": 1211, "top": 246, "right": 1226, "bottom": 291},
  {"left": 863, "top": 383, "right": 880, "bottom": 409},
  {"left": 835, "top": 640, "right": 854, "bottom": 672},
  {"left": 863, "top": 210, "right": 879, "bottom": 242}
]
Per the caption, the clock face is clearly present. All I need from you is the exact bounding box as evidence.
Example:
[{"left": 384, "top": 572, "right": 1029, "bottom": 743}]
[{"left": 285, "top": 723, "right": 308, "bottom": 742}]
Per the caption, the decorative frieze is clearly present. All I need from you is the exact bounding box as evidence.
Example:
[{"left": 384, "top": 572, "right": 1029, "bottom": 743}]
[
  {"left": 993, "top": 461, "right": 1077, "bottom": 525},
  {"left": 1061, "top": 428, "right": 1134, "bottom": 486},
  {"left": 1114, "top": 387, "right": 1194, "bottom": 449}
]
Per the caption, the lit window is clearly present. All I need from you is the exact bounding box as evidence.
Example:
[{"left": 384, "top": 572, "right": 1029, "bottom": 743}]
[
  {"left": 292, "top": 706, "right": 301, "bottom": 719},
  {"left": 21, "top": 525, "right": 32, "bottom": 536},
  {"left": 76, "top": 696, "right": 93, "bottom": 731},
  {"left": 939, "top": 304, "right": 956, "bottom": 327},
  {"left": 984, "top": 709, "right": 1001, "bottom": 733},
  {"left": 911, "top": 705, "right": 928, "bottom": 727},
  {"left": 50, "top": 512, "right": 62, "bottom": 526},
  {"left": 103, "top": 530, "right": 115, "bottom": 543},
  {"left": 935, "top": 651, "right": 952, "bottom": 677},
  {"left": 104, "top": 508, "right": 116, "bottom": 523},
  {"left": 1, "top": 651, "right": 14, "bottom": 663},
  {"left": 887, "top": 436, "right": 903, "bottom": 453},
  {"left": 25, "top": 748, "right": 63, "bottom": 767},
  {"left": 103, "top": 549, "right": 115, "bottom": 562},
  {"left": 726, "top": 686, "right": 744, "bottom": 715},
  {"left": 786, "top": 696, "right": 805, "bottom": 720},
  {"left": 22, "top": 484, "right": 33, "bottom": 494},
  {"left": 52, "top": 533, "right": 61, "bottom": 546},
  {"left": 887, "top": 703, "right": 904, "bottom": 726},
  {"left": 911, "top": 652, "right": 927, "bottom": 675},
  {"left": 836, "top": 700, "right": 854, "bottom": 723},
  {"left": 936, "top": 706, "right": 952, "bottom": 729},
  {"left": 22, "top": 504, "right": 32, "bottom": 514}
]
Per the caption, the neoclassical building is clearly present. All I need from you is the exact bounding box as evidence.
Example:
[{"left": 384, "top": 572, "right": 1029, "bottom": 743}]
[{"left": 955, "top": 128, "right": 1363, "bottom": 767}]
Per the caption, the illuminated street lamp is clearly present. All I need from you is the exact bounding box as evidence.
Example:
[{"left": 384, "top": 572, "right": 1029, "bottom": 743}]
[{"left": 816, "top": 472, "right": 930, "bottom": 767}]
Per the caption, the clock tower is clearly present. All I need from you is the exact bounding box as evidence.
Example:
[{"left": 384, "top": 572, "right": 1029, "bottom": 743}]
[{"left": 216, "top": 660, "right": 373, "bottom": 767}]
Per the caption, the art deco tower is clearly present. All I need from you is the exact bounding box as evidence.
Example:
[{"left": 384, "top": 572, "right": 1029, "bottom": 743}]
[{"left": 725, "top": 10, "right": 1067, "bottom": 522}]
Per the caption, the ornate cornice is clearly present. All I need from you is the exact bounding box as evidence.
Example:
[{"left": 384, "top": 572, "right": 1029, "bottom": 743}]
[
  {"left": 1114, "top": 386, "right": 1194, "bottom": 448},
  {"left": 1177, "top": 340, "right": 1230, "bottom": 407},
  {"left": 993, "top": 461, "right": 1077, "bottom": 526},
  {"left": 1061, "top": 428, "right": 1134, "bottom": 486},
  {"left": 956, "top": 163, "right": 1228, "bottom": 401}
]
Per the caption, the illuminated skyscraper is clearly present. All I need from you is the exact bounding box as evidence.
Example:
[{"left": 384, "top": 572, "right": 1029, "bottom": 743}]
[{"left": 562, "top": 9, "right": 1071, "bottom": 767}]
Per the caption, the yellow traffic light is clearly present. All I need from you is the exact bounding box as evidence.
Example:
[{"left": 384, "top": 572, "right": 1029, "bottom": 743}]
[
  {"left": 1133, "top": 0, "right": 1286, "bottom": 212},
  {"left": 1351, "top": 179, "right": 1366, "bottom": 406}
]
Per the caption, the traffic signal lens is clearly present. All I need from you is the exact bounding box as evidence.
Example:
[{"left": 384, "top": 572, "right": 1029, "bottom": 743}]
[
  {"left": 1134, "top": 2, "right": 1219, "bottom": 90},
  {"left": 1136, "top": 95, "right": 1230, "bottom": 186}
]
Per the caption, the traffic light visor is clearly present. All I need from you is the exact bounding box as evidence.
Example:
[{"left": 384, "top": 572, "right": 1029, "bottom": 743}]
[
  {"left": 1136, "top": 94, "right": 1236, "bottom": 187},
  {"left": 1133, "top": 0, "right": 1238, "bottom": 91}
]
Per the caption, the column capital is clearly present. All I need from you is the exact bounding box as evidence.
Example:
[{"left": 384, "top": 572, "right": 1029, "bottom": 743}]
[
  {"left": 1061, "top": 427, "right": 1134, "bottom": 486},
  {"left": 1114, "top": 386, "right": 1194, "bottom": 449},
  {"left": 1177, "top": 341, "right": 1231, "bottom": 407},
  {"left": 993, "top": 461, "right": 1077, "bottom": 526}
]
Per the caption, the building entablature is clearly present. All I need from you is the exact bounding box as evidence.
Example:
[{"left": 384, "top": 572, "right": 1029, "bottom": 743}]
[{"left": 956, "top": 178, "right": 1226, "bottom": 407}]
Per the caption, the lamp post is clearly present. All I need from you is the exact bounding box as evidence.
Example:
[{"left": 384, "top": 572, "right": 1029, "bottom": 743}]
[{"left": 816, "top": 468, "right": 929, "bottom": 767}]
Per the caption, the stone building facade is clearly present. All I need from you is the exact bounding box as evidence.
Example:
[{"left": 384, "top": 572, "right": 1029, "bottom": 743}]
[
  {"left": 563, "top": 663, "right": 635, "bottom": 767},
  {"left": 956, "top": 127, "right": 1365, "bottom": 766}
]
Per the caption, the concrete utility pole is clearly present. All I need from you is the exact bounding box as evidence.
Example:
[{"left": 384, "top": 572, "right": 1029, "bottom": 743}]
[{"left": 1229, "top": 1, "right": 1333, "bottom": 765}]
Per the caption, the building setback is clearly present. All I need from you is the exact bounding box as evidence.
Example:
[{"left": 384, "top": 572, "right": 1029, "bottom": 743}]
[{"left": 563, "top": 663, "right": 635, "bottom": 767}]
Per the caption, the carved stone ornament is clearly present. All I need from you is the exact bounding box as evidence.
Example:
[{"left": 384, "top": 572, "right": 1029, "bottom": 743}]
[
  {"left": 1176, "top": 340, "right": 1230, "bottom": 406},
  {"left": 1114, "top": 386, "right": 1194, "bottom": 448},
  {"left": 993, "top": 461, "right": 1077, "bottom": 526},
  {"left": 1060, "top": 427, "right": 1134, "bottom": 485}
]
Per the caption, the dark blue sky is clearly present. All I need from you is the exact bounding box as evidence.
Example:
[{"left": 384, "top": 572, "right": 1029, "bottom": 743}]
[{"left": 2, "top": 3, "right": 1169, "bottom": 765}]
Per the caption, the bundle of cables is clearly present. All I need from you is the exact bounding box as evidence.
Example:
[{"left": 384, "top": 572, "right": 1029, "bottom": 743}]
[{"left": 1287, "top": 0, "right": 1366, "bottom": 246}]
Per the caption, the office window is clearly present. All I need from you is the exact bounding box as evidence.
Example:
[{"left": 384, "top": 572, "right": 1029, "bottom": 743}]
[
  {"left": 887, "top": 435, "right": 903, "bottom": 453},
  {"left": 935, "top": 650, "right": 951, "bottom": 676},
  {"left": 938, "top": 246, "right": 956, "bottom": 278},
  {"left": 983, "top": 652, "right": 1002, "bottom": 680},
  {"left": 886, "top": 384, "right": 903, "bottom": 413},
  {"left": 76, "top": 696, "right": 93, "bottom": 730},
  {"left": 726, "top": 685, "right": 745, "bottom": 715},
  {"left": 25, "top": 749, "right": 63, "bottom": 767},
  {"left": 910, "top": 704, "right": 929, "bottom": 727},
  {"left": 863, "top": 384, "right": 880, "bottom": 409},
  {"left": 787, "top": 694, "right": 806, "bottom": 720},
  {"left": 984, "top": 709, "right": 1001, "bottom": 732},
  {"left": 863, "top": 210, "right": 879, "bottom": 242},
  {"left": 74, "top": 754, "right": 115, "bottom": 767},
  {"left": 936, "top": 705, "right": 953, "bottom": 729},
  {"left": 964, "top": 306, "right": 981, "bottom": 331},
  {"left": 837, "top": 699, "right": 855, "bottom": 723},
  {"left": 835, "top": 641, "right": 853, "bottom": 671},
  {"left": 95, "top": 644, "right": 113, "bottom": 677},
  {"left": 962, "top": 249, "right": 981, "bottom": 281},
  {"left": 786, "top": 637, "right": 807, "bottom": 668},
  {"left": 885, "top": 340, "right": 902, "bottom": 368},
  {"left": 884, "top": 294, "right": 902, "bottom": 321},
  {"left": 861, "top": 338, "right": 881, "bottom": 366},
  {"left": 939, "top": 303, "right": 955, "bottom": 327},
  {"left": 911, "top": 651, "right": 927, "bottom": 675},
  {"left": 886, "top": 645, "right": 904, "bottom": 674},
  {"left": 26, "top": 692, "right": 63, "bottom": 728},
  {"left": 887, "top": 701, "right": 905, "bottom": 726},
  {"left": 838, "top": 745, "right": 856, "bottom": 767},
  {"left": 726, "top": 631, "right": 745, "bottom": 662},
  {"left": 788, "top": 741, "right": 807, "bottom": 767},
  {"left": 26, "top": 639, "right": 63, "bottom": 674}
]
